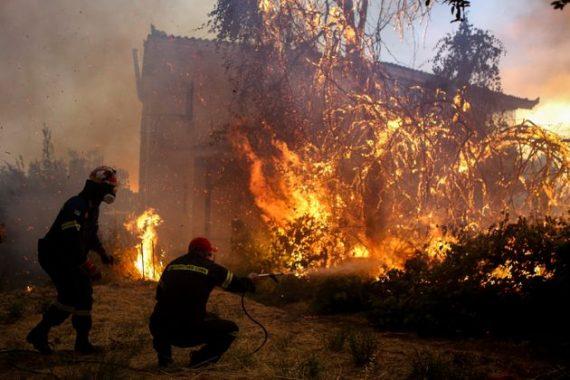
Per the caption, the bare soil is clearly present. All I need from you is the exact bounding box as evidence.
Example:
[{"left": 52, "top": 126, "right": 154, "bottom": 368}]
[{"left": 0, "top": 280, "right": 564, "bottom": 379}]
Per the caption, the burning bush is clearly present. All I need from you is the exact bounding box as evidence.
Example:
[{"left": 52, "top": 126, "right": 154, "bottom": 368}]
[
  {"left": 368, "top": 216, "right": 570, "bottom": 343},
  {"left": 250, "top": 216, "right": 569, "bottom": 349}
]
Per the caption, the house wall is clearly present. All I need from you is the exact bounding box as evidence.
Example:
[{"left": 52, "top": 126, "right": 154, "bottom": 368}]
[{"left": 137, "top": 29, "right": 236, "bottom": 255}]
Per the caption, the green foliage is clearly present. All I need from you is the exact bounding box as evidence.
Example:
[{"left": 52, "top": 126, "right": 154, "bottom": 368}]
[
  {"left": 552, "top": 0, "right": 570, "bottom": 10},
  {"left": 208, "top": 0, "right": 261, "bottom": 43},
  {"left": 426, "top": 1, "right": 567, "bottom": 22},
  {"left": 251, "top": 274, "right": 311, "bottom": 306},
  {"left": 230, "top": 218, "right": 272, "bottom": 274},
  {"left": 348, "top": 332, "right": 378, "bottom": 367},
  {"left": 310, "top": 275, "right": 370, "bottom": 314},
  {"left": 252, "top": 217, "right": 569, "bottom": 351},
  {"left": 269, "top": 215, "right": 336, "bottom": 272},
  {"left": 252, "top": 273, "right": 372, "bottom": 313},
  {"left": 368, "top": 216, "right": 570, "bottom": 345},
  {"left": 432, "top": 20, "right": 505, "bottom": 91}
]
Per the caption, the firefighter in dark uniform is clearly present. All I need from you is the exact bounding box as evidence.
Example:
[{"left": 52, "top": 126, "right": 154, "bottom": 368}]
[
  {"left": 26, "top": 166, "right": 118, "bottom": 354},
  {"left": 149, "top": 237, "right": 256, "bottom": 368}
]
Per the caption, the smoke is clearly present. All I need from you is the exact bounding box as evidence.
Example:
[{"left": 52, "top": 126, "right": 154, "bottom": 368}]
[
  {"left": 499, "top": 2, "right": 570, "bottom": 134},
  {"left": 0, "top": 0, "right": 214, "bottom": 190}
]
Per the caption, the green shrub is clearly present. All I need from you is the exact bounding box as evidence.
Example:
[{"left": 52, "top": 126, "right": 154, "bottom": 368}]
[
  {"left": 348, "top": 332, "right": 378, "bottom": 367},
  {"left": 368, "top": 216, "right": 570, "bottom": 346},
  {"left": 311, "top": 275, "right": 371, "bottom": 314},
  {"left": 251, "top": 275, "right": 311, "bottom": 306}
]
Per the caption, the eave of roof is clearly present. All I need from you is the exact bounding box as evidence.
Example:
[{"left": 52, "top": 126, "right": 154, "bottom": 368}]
[
  {"left": 381, "top": 61, "right": 539, "bottom": 110},
  {"left": 146, "top": 27, "right": 539, "bottom": 111}
]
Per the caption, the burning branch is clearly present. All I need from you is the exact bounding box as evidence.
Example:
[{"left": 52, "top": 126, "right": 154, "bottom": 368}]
[{"left": 124, "top": 209, "right": 164, "bottom": 281}]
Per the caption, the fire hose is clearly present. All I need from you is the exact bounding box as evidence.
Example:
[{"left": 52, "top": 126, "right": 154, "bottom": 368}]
[{"left": 241, "top": 272, "right": 285, "bottom": 355}]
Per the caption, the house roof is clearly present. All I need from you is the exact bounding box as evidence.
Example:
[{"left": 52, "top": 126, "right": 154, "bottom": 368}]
[
  {"left": 145, "top": 26, "right": 539, "bottom": 111},
  {"left": 381, "top": 61, "right": 539, "bottom": 110}
]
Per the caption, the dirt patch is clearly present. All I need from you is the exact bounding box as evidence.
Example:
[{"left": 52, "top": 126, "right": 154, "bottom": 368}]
[{"left": 0, "top": 281, "right": 564, "bottom": 379}]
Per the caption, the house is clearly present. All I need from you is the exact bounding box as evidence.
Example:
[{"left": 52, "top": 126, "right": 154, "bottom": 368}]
[{"left": 133, "top": 26, "right": 538, "bottom": 254}]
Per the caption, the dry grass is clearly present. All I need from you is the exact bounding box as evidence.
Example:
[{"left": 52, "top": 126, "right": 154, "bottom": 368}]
[{"left": 0, "top": 280, "right": 563, "bottom": 379}]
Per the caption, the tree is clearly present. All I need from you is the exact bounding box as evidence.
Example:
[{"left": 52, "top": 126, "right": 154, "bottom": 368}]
[
  {"left": 432, "top": 21, "right": 505, "bottom": 91},
  {"left": 426, "top": 0, "right": 568, "bottom": 22},
  {"left": 551, "top": 0, "right": 570, "bottom": 10}
]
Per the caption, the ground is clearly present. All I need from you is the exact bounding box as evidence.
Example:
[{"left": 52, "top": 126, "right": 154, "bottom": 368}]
[{"left": 0, "top": 280, "right": 563, "bottom": 379}]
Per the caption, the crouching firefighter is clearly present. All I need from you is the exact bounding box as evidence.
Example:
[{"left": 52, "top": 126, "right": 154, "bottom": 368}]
[
  {"left": 149, "top": 237, "right": 256, "bottom": 368},
  {"left": 27, "top": 166, "right": 118, "bottom": 354}
]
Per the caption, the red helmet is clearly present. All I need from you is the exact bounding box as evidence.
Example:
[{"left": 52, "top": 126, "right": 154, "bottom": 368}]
[
  {"left": 89, "top": 166, "right": 118, "bottom": 204},
  {"left": 89, "top": 166, "right": 118, "bottom": 187},
  {"left": 188, "top": 237, "right": 218, "bottom": 254}
]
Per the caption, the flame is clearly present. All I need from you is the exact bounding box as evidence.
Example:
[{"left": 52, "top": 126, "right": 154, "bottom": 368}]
[
  {"left": 425, "top": 236, "right": 456, "bottom": 260},
  {"left": 490, "top": 262, "right": 513, "bottom": 280},
  {"left": 225, "top": 0, "right": 570, "bottom": 277},
  {"left": 235, "top": 131, "right": 332, "bottom": 226},
  {"left": 352, "top": 244, "right": 370, "bottom": 258},
  {"left": 125, "top": 209, "right": 164, "bottom": 281}
]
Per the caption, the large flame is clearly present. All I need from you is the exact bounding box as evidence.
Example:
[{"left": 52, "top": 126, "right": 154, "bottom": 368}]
[
  {"left": 233, "top": 129, "right": 378, "bottom": 273},
  {"left": 222, "top": 0, "right": 570, "bottom": 277},
  {"left": 125, "top": 209, "right": 164, "bottom": 281}
]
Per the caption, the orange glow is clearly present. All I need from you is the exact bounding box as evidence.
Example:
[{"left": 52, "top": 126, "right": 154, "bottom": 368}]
[
  {"left": 352, "top": 244, "right": 370, "bottom": 258},
  {"left": 125, "top": 209, "right": 164, "bottom": 281},
  {"left": 517, "top": 101, "right": 570, "bottom": 137},
  {"left": 225, "top": 0, "right": 570, "bottom": 277}
]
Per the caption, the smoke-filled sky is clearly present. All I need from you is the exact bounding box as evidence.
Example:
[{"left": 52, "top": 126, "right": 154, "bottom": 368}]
[{"left": 0, "top": 0, "right": 568, "bottom": 191}]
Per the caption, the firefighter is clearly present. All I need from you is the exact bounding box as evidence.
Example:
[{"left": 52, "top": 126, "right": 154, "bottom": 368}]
[
  {"left": 26, "top": 166, "right": 118, "bottom": 354},
  {"left": 149, "top": 237, "right": 256, "bottom": 368}
]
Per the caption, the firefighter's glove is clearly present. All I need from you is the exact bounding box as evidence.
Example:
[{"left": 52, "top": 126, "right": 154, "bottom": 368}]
[{"left": 81, "top": 260, "right": 102, "bottom": 281}]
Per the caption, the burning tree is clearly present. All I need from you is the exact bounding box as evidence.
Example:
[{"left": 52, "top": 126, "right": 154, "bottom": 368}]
[{"left": 209, "top": 0, "right": 570, "bottom": 274}]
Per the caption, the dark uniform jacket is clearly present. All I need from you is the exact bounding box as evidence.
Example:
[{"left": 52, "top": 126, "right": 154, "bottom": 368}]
[
  {"left": 39, "top": 194, "right": 104, "bottom": 270},
  {"left": 151, "top": 253, "right": 254, "bottom": 329}
]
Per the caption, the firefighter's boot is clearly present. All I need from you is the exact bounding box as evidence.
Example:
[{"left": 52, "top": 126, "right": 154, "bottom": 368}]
[
  {"left": 26, "top": 304, "right": 70, "bottom": 354},
  {"left": 158, "top": 355, "right": 174, "bottom": 368},
  {"left": 188, "top": 332, "right": 235, "bottom": 368},
  {"left": 72, "top": 314, "right": 103, "bottom": 354},
  {"left": 152, "top": 335, "right": 173, "bottom": 367},
  {"left": 26, "top": 325, "right": 52, "bottom": 355}
]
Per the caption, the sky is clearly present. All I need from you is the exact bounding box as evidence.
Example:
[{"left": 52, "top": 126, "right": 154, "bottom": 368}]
[{"left": 0, "top": 0, "right": 568, "bottom": 191}]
